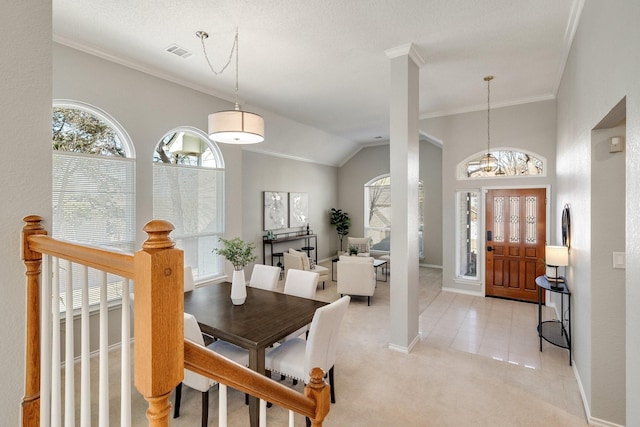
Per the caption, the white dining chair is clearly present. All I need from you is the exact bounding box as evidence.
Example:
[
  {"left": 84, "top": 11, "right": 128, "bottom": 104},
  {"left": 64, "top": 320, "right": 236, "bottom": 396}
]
[
  {"left": 266, "top": 296, "right": 351, "bottom": 405},
  {"left": 176, "top": 313, "right": 249, "bottom": 426},
  {"left": 249, "top": 263, "right": 281, "bottom": 291},
  {"left": 283, "top": 269, "right": 318, "bottom": 299}
]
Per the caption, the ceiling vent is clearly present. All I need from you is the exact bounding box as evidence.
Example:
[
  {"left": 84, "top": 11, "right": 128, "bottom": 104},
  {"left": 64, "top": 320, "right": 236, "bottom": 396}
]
[{"left": 165, "top": 44, "right": 192, "bottom": 59}]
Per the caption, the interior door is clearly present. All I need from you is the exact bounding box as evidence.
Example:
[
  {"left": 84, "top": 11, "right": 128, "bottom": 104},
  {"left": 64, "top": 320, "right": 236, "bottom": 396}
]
[{"left": 485, "top": 188, "right": 546, "bottom": 302}]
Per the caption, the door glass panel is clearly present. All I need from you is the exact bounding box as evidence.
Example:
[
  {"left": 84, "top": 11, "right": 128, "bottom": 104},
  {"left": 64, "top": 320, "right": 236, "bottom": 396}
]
[
  {"left": 493, "top": 196, "right": 504, "bottom": 242},
  {"left": 509, "top": 196, "right": 520, "bottom": 243},
  {"left": 525, "top": 195, "right": 537, "bottom": 243}
]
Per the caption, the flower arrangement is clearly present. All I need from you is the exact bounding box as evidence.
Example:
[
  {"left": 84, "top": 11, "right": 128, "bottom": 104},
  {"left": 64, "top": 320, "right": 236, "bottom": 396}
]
[
  {"left": 348, "top": 245, "right": 359, "bottom": 256},
  {"left": 213, "top": 237, "right": 257, "bottom": 271}
]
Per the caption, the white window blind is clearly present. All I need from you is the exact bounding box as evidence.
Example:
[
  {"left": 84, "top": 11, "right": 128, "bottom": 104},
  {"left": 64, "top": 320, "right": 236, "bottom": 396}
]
[
  {"left": 153, "top": 163, "right": 225, "bottom": 281},
  {"left": 52, "top": 151, "right": 136, "bottom": 311}
]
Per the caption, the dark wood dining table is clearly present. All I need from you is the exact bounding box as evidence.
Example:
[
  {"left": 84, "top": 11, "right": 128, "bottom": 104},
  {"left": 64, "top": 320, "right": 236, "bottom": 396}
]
[{"left": 183, "top": 282, "right": 327, "bottom": 427}]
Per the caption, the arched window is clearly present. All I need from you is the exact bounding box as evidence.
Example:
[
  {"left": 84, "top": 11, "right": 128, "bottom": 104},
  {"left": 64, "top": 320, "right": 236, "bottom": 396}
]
[
  {"left": 458, "top": 148, "right": 545, "bottom": 179},
  {"left": 52, "top": 100, "right": 136, "bottom": 310},
  {"left": 153, "top": 127, "right": 225, "bottom": 282},
  {"left": 364, "top": 175, "right": 424, "bottom": 258}
]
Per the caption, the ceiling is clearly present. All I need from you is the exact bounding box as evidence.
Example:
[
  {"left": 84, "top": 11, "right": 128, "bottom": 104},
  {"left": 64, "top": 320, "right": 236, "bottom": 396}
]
[{"left": 53, "top": 0, "right": 582, "bottom": 166}]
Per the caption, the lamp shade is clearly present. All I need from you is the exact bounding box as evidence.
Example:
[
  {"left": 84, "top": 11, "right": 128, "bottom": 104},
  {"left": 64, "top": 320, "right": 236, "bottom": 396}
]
[
  {"left": 169, "top": 134, "right": 202, "bottom": 155},
  {"left": 208, "top": 110, "right": 264, "bottom": 144},
  {"left": 545, "top": 245, "right": 568, "bottom": 267}
]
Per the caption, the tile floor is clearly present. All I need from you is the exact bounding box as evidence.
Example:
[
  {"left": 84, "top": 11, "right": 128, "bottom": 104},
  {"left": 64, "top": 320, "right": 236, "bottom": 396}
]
[{"left": 419, "top": 290, "right": 572, "bottom": 372}]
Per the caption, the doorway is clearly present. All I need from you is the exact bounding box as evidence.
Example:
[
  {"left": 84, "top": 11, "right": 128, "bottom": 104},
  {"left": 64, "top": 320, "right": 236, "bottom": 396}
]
[{"left": 485, "top": 188, "right": 547, "bottom": 303}]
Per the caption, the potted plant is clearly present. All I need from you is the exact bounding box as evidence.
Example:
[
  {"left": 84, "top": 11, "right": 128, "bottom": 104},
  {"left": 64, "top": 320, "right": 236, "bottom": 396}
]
[
  {"left": 330, "top": 208, "right": 351, "bottom": 254},
  {"left": 214, "top": 237, "right": 257, "bottom": 305},
  {"left": 348, "top": 245, "right": 359, "bottom": 256}
]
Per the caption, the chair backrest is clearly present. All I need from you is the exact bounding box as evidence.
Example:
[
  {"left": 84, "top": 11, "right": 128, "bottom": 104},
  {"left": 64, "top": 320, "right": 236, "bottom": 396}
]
[
  {"left": 304, "top": 296, "right": 351, "bottom": 381},
  {"left": 183, "top": 313, "right": 215, "bottom": 392},
  {"left": 347, "top": 237, "right": 370, "bottom": 255},
  {"left": 283, "top": 269, "right": 319, "bottom": 299},
  {"left": 283, "top": 250, "right": 308, "bottom": 279},
  {"left": 184, "top": 265, "right": 195, "bottom": 292},
  {"left": 336, "top": 256, "right": 376, "bottom": 296},
  {"left": 249, "top": 264, "right": 281, "bottom": 291}
]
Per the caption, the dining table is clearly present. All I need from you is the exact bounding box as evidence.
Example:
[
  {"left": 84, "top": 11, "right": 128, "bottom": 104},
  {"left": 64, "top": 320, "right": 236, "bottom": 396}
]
[{"left": 183, "top": 281, "right": 327, "bottom": 427}]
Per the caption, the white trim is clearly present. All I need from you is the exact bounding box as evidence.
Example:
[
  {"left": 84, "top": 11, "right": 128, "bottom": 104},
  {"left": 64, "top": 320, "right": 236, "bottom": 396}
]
[
  {"left": 420, "top": 94, "right": 556, "bottom": 120},
  {"left": 384, "top": 43, "right": 425, "bottom": 67},
  {"left": 388, "top": 334, "right": 420, "bottom": 354},
  {"left": 241, "top": 146, "right": 338, "bottom": 167},
  {"left": 419, "top": 263, "right": 442, "bottom": 269},
  {"left": 570, "top": 363, "right": 622, "bottom": 427},
  {"left": 552, "top": 0, "right": 586, "bottom": 96},
  {"left": 442, "top": 285, "right": 484, "bottom": 298}
]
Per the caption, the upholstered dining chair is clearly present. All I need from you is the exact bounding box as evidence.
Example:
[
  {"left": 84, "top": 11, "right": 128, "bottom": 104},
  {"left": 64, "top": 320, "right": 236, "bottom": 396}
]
[
  {"left": 283, "top": 268, "right": 319, "bottom": 299},
  {"left": 266, "top": 296, "right": 351, "bottom": 405},
  {"left": 336, "top": 255, "right": 376, "bottom": 306},
  {"left": 249, "top": 263, "right": 281, "bottom": 291},
  {"left": 283, "top": 249, "right": 329, "bottom": 288},
  {"left": 176, "top": 313, "right": 249, "bottom": 427}
]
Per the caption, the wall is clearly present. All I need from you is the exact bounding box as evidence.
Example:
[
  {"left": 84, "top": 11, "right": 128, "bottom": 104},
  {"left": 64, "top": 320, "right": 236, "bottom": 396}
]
[
  {"left": 242, "top": 150, "right": 338, "bottom": 266},
  {"left": 337, "top": 141, "right": 443, "bottom": 266},
  {"left": 422, "top": 100, "right": 557, "bottom": 294},
  {"left": 0, "top": 1, "right": 52, "bottom": 424},
  {"left": 555, "top": 1, "right": 640, "bottom": 424}
]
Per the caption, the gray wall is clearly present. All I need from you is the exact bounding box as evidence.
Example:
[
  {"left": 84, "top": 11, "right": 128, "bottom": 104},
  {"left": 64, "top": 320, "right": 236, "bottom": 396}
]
[
  {"left": 422, "top": 100, "right": 557, "bottom": 294},
  {"left": 337, "top": 141, "right": 443, "bottom": 266},
  {"left": 1, "top": 2, "right": 52, "bottom": 424},
  {"left": 242, "top": 150, "right": 338, "bottom": 265},
  {"left": 555, "top": 1, "right": 640, "bottom": 423}
]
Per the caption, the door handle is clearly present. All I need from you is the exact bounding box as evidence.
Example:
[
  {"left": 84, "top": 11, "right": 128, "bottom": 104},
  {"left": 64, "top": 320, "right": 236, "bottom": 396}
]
[
  {"left": 487, "top": 230, "right": 492, "bottom": 242},
  {"left": 487, "top": 246, "right": 493, "bottom": 252}
]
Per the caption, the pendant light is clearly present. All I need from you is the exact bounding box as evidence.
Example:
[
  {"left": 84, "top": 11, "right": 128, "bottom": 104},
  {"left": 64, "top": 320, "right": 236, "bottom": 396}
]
[
  {"left": 480, "top": 75, "right": 496, "bottom": 173},
  {"left": 197, "top": 29, "right": 264, "bottom": 144}
]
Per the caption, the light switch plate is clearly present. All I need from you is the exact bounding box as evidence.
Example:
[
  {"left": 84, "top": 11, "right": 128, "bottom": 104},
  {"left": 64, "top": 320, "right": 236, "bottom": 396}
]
[{"left": 612, "top": 252, "right": 625, "bottom": 269}]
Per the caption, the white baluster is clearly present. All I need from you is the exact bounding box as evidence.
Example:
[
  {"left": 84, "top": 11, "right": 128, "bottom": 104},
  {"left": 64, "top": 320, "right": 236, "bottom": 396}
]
[
  {"left": 99, "top": 271, "right": 109, "bottom": 426},
  {"left": 289, "top": 410, "right": 295, "bottom": 427},
  {"left": 40, "top": 254, "right": 52, "bottom": 426},
  {"left": 80, "top": 265, "right": 90, "bottom": 427},
  {"left": 51, "top": 257, "right": 61, "bottom": 427},
  {"left": 218, "top": 383, "right": 227, "bottom": 427},
  {"left": 120, "top": 279, "right": 131, "bottom": 427},
  {"left": 65, "top": 260, "right": 75, "bottom": 427},
  {"left": 259, "top": 399, "right": 267, "bottom": 427}
]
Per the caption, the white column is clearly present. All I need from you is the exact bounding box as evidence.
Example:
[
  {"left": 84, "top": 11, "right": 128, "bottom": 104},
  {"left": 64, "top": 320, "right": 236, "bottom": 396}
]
[{"left": 385, "top": 43, "right": 424, "bottom": 352}]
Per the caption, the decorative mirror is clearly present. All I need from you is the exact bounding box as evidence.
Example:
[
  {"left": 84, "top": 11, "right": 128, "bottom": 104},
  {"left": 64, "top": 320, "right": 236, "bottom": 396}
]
[{"left": 561, "top": 204, "right": 571, "bottom": 248}]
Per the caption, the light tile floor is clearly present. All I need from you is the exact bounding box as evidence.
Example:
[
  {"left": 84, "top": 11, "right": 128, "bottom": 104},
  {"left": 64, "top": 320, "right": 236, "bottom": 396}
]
[{"left": 420, "top": 291, "right": 572, "bottom": 372}]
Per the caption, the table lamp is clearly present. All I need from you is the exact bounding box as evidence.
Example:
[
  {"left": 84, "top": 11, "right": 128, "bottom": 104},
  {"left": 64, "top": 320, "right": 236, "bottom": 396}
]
[{"left": 545, "top": 245, "right": 568, "bottom": 284}]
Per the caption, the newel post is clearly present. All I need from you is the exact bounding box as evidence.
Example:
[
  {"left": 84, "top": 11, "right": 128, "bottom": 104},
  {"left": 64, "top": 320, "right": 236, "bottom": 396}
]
[
  {"left": 305, "top": 367, "right": 331, "bottom": 426},
  {"left": 133, "top": 220, "right": 184, "bottom": 427},
  {"left": 21, "top": 215, "right": 47, "bottom": 427}
]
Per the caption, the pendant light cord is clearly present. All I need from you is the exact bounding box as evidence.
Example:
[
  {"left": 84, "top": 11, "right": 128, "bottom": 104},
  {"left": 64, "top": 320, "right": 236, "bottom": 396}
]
[
  {"left": 486, "top": 76, "right": 492, "bottom": 154},
  {"left": 198, "top": 28, "right": 240, "bottom": 109}
]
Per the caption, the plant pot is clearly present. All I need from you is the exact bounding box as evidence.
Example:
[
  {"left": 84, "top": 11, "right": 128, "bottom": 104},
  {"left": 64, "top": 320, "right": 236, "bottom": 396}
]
[{"left": 231, "top": 269, "right": 247, "bottom": 305}]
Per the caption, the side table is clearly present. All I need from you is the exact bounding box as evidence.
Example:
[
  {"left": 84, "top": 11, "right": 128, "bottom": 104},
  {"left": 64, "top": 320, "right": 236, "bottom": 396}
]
[{"left": 535, "top": 275, "right": 571, "bottom": 365}]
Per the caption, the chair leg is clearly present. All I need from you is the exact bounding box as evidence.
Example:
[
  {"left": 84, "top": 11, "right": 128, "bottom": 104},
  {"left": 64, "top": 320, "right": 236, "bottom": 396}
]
[
  {"left": 201, "top": 390, "right": 209, "bottom": 427},
  {"left": 329, "top": 366, "right": 336, "bottom": 403},
  {"left": 367, "top": 296, "right": 370, "bottom": 306},
  {"left": 173, "top": 382, "right": 182, "bottom": 418}
]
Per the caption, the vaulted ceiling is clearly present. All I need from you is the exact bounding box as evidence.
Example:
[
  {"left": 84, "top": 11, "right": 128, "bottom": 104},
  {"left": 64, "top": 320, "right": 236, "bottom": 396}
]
[{"left": 53, "top": 0, "right": 582, "bottom": 165}]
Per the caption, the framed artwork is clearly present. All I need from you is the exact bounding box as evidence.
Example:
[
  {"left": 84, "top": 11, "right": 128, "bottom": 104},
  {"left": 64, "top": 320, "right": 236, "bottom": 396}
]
[
  {"left": 289, "top": 192, "right": 309, "bottom": 227},
  {"left": 263, "top": 191, "right": 288, "bottom": 230}
]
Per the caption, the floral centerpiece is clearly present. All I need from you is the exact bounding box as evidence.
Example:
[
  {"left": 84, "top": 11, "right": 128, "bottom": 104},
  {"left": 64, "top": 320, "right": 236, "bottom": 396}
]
[{"left": 214, "top": 237, "right": 257, "bottom": 305}]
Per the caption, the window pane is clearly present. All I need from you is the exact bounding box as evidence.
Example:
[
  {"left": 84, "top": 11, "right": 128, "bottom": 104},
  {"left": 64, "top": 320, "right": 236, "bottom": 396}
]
[
  {"left": 153, "top": 162, "right": 225, "bottom": 280},
  {"left": 457, "top": 191, "right": 479, "bottom": 279}
]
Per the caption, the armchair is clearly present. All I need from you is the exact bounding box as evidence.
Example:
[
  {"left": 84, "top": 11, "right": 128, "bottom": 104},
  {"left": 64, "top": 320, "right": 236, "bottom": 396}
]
[
  {"left": 283, "top": 248, "right": 329, "bottom": 288},
  {"left": 336, "top": 255, "right": 376, "bottom": 305},
  {"left": 347, "top": 237, "right": 371, "bottom": 257}
]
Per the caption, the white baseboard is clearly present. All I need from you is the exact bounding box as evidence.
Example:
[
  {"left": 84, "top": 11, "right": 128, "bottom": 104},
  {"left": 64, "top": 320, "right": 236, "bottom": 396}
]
[
  {"left": 441, "top": 286, "right": 484, "bottom": 297},
  {"left": 388, "top": 334, "right": 420, "bottom": 353},
  {"left": 572, "top": 361, "right": 624, "bottom": 427}
]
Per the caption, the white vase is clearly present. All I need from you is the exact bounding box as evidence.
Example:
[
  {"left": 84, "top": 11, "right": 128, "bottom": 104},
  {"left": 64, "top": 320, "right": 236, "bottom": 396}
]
[{"left": 231, "top": 269, "right": 247, "bottom": 305}]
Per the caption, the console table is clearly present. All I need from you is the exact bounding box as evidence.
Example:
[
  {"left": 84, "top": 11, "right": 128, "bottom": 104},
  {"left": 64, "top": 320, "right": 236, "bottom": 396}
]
[
  {"left": 535, "top": 275, "right": 571, "bottom": 365},
  {"left": 263, "top": 232, "right": 318, "bottom": 265}
]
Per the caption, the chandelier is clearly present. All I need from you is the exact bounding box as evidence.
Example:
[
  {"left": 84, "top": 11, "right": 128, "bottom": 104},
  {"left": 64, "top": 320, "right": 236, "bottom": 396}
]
[{"left": 197, "top": 29, "right": 264, "bottom": 144}]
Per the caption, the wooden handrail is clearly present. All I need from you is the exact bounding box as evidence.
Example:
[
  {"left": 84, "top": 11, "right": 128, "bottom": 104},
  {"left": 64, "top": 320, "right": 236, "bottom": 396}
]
[{"left": 184, "top": 340, "right": 330, "bottom": 425}]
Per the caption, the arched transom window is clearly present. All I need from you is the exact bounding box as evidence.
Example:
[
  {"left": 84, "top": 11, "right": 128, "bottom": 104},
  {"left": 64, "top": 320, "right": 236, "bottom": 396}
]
[{"left": 459, "top": 149, "right": 545, "bottom": 179}]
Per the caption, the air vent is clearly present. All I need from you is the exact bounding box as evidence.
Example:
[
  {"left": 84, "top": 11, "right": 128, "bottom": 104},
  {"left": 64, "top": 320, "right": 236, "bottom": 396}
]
[{"left": 165, "top": 44, "right": 192, "bottom": 59}]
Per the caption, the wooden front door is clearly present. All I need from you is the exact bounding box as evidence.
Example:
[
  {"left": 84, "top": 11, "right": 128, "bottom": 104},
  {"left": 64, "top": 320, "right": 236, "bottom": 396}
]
[{"left": 485, "top": 188, "right": 546, "bottom": 303}]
